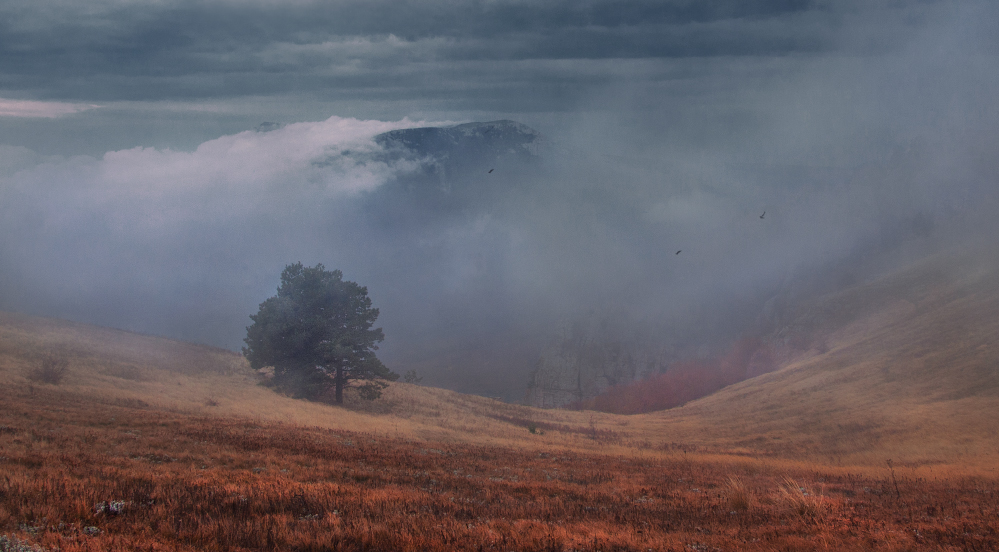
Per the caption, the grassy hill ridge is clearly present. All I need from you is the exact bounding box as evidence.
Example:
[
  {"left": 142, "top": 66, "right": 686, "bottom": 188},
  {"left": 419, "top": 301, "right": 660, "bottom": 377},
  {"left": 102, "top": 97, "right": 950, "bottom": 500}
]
[
  {"left": 635, "top": 248, "right": 999, "bottom": 471},
  {"left": 6, "top": 251, "right": 999, "bottom": 551},
  {"left": 2, "top": 247, "right": 999, "bottom": 472}
]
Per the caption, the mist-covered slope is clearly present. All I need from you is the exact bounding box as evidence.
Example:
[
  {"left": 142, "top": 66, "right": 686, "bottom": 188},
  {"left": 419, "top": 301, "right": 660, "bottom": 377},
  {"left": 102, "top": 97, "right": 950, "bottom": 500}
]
[
  {"left": 637, "top": 246, "right": 999, "bottom": 466},
  {"left": 2, "top": 111, "right": 997, "bottom": 404},
  {"left": 4, "top": 238, "right": 999, "bottom": 471}
]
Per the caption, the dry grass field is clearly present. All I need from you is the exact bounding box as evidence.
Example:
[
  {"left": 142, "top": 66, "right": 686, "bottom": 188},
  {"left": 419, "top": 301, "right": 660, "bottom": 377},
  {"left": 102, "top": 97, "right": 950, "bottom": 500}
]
[
  {"left": 2, "top": 387, "right": 998, "bottom": 552},
  {"left": 2, "top": 248, "right": 999, "bottom": 550}
]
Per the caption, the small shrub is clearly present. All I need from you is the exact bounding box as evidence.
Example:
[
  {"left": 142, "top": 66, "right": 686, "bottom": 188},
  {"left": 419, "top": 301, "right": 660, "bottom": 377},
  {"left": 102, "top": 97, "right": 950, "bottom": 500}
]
[
  {"left": 26, "top": 355, "right": 69, "bottom": 385},
  {"left": 358, "top": 381, "right": 388, "bottom": 401},
  {"left": 403, "top": 369, "right": 423, "bottom": 384}
]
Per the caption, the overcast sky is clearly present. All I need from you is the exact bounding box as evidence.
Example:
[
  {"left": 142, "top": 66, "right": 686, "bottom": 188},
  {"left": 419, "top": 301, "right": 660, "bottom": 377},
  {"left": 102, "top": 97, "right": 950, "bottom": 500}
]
[
  {"left": 2, "top": 0, "right": 998, "bottom": 398},
  {"left": 2, "top": 0, "right": 990, "bottom": 155}
]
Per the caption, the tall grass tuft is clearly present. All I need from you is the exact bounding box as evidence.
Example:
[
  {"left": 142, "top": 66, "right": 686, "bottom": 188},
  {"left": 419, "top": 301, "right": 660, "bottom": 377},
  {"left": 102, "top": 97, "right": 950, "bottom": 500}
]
[
  {"left": 776, "top": 476, "right": 825, "bottom": 520},
  {"left": 725, "top": 477, "right": 752, "bottom": 511}
]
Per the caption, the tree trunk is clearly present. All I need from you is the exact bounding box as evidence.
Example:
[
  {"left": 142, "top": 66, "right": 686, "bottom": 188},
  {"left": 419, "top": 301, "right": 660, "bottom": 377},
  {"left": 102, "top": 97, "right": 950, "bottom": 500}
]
[{"left": 335, "top": 366, "right": 344, "bottom": 404}]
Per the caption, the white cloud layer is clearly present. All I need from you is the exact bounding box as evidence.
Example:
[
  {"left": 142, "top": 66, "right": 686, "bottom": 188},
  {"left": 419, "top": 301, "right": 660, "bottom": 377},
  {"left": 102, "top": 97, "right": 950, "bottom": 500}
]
[
  {"left": 0, "top": 115, "right": 440, "bottom": 343},
  {"left": 6, "top": 115, "right": 428, "bottom": 234}
]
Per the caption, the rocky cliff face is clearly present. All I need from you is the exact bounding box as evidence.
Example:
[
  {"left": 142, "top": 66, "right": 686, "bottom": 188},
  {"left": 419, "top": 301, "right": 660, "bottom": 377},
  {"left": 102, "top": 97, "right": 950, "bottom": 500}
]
[
  {"left": 375, "top": 120, "right": 542, "bottom": 163},
  {"left": 360, "top": 120, "right": 544, "bottom": 230},
  {"left": 374, "top": 120, "right": 542, "bottom": 195}
]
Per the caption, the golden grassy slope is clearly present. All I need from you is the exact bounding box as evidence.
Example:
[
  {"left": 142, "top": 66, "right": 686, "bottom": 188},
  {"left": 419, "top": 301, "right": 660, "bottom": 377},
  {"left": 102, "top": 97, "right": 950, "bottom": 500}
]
[
  {"left": 630, "top": 249, "right": 999, "bottom": 473},
  {"left": 2, "top": 247, "right": 998, "bottom": 474},
  {"left": 0, "top": 311, "right": 638, "bottom": 455}
]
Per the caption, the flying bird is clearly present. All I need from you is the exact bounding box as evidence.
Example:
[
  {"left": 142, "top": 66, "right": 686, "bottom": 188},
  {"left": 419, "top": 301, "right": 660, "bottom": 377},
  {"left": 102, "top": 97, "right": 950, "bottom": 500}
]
[
  {"left": 760, "top": 211, "right": 765, "bottom": 219},
  {"left": 488, "top": 168, "right": 494, "bottom": 173},
  {"left": 676, "top": 250, "right": 682, "bottom": 255}
]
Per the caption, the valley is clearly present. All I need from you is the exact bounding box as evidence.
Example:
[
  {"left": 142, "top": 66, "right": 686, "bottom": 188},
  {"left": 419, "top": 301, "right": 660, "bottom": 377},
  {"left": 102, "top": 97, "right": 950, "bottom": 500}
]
[{"left": 2, "top": 247, "right": 999, "bottom": 550}]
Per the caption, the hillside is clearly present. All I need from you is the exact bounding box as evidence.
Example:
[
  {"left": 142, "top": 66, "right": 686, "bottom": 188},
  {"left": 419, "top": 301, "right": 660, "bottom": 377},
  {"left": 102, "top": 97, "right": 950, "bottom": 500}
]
[
  {"left": 0, "top": 311, "right": 634, "bottom": 454},
  {"left": 4, "top": 251, "right": 999, "bottom": 550},
  {"left": 2, "top": 246, "right": 998, "bottom": 473},
  {"left": 630, "top": 246, "right": 999, "bottom": 471}
]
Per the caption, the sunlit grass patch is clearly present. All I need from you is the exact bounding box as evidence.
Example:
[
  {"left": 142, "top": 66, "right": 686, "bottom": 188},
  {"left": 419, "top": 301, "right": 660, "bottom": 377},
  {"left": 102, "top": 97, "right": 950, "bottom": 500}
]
[
  {"left": 775, "top": 476, "right": 829, "bottom": 520},
  {"left": 2, "top": 388, "right": 999, "bottom": 551}
]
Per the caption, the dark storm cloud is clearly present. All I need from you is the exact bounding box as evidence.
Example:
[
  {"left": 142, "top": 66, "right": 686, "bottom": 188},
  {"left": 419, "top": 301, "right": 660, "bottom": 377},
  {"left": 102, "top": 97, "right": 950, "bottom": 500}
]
[{"left": 0, "top": 0, "right": 914, "bottom": 102}]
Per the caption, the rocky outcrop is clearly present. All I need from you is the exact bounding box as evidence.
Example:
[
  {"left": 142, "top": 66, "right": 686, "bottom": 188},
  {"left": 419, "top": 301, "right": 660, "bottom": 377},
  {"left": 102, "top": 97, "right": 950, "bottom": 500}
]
[
  {"left": 375, "top": 120, "right": 542, "bottom": 161},
  {"left": 374, "top": 120, "right": 542, "bottom": 193},
  {"left": 362, "top": 120, "right": 545, "bottom": 227}
]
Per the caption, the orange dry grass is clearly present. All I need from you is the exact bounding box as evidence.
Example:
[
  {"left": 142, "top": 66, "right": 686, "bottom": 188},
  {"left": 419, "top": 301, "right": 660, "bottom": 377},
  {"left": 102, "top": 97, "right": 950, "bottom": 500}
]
[{"left": 2, "top": 388, "right": 999, "bottom": 551}]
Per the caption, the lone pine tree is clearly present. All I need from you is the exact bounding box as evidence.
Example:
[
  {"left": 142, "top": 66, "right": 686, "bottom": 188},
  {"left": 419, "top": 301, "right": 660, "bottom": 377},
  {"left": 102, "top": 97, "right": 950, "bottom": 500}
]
[{"left": 243, "top": 263, "right": 397, "bottom": 403}]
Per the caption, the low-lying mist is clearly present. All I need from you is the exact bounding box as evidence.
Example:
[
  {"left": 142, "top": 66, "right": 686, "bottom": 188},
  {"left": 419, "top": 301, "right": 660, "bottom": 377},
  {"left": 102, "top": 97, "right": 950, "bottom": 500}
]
[{"left": 1, "top": 4, "right": 997, "bottom": 401}]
